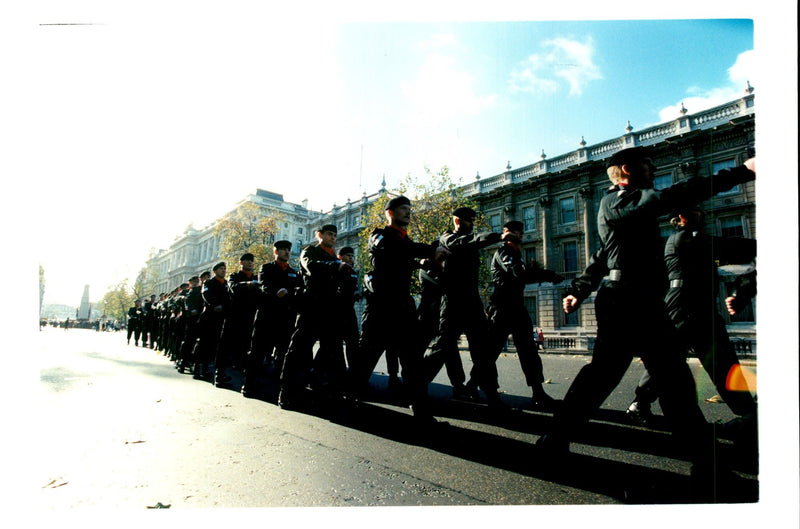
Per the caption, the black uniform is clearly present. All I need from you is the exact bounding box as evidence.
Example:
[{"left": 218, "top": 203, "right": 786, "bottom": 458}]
[
  {"left": 633, "top": 225, "right": 757, "bottom": 417},
  {"left": 143, "top": 299, "right": 156, "bottom": 348},
  {"left": 215, "top": 270, "right": 260, "bottom": 381},
  {"left": 178, "top": 284, "right": 203, "bottom": 372},
  {"left": 192, "top": 277, "right": 231, "bottom": 379},
  {"left": 482, "top": 243, "right": 562, "bottom": 393},
  {"left": 542, "top": 162, "right": 756, "bottom": 475},
  {"left": 332, "top": 263, "right": 361, "bottom": 372},
  {"left": 278, "top": 244, "right": 344, "bottom": 404},
  {"left": 244, "top": 261, "right": 303, "bottom": 391},
  {"left": 126, "top": 305, "right": 143, "bottom": 345},
  {"left": 417, "top": 265, "right": 465, "bottom": 389},
  {"left": 351, "top": 225, "right": 439, "bottom": 417},
  {"left": 424, "top": 228, "right": 501, "bottom": 398}
]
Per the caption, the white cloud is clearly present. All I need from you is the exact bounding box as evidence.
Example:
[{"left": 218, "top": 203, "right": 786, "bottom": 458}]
[
  {"left": 509, "top": 36, "right": 602, "bottom": 96},
  {"left": 657, "top": 49, "right": 755, "bottom": 122}
]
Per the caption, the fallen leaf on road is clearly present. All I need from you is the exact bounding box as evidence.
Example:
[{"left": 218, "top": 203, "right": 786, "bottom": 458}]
[
  {"left": 43, "top": 478, "right": 69, "bottom": 489},
  {"left": 544, "top": 379, "right": 553, "bottom": 384},
  {"left": 147, "top": 502, "right": 171, "bottom": 509},
  {"left": 704, "top": 395, "right": 725, "bottom": 403},
  {"left": 125, "top": 440, "right": 146, "bottom": 444}
]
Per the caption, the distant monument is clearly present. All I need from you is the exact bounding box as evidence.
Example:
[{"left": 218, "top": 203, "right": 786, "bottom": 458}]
[{"left": 77, "top": 285, "right": 91, "bottom": 320}]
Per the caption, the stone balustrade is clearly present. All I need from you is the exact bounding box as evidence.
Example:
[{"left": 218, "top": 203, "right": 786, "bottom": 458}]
[{"left": 463, "top": 94, "right": 754, "bottom": 197}]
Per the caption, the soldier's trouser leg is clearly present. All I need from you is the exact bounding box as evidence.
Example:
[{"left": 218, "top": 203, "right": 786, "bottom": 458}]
[
  {"left": 510, "top": 311, "right": 545, "bottom": 387},
  {"left": 553, "top": 332, "right": 633, "bottom": 438},
  {"left": 279, "top": 310, "right": 319, "bottom": 396}
]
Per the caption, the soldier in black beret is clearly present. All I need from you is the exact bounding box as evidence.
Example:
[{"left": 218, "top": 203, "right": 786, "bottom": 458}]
[
  {"left": 214, "top": 253, "right": 261, "bottom": 387},
  {"left": 278, "top": 225, "right": 352, "bottom": 408},
  {"left": 349, "top": 196, "right": 449, "bottom": 426},
  {"left": 177, "top": 276, "right": 203, "bottom": 373},
  {"left": 242, "top": 241, "right": 303, "bottom": 398},
  {"left": 477, "top": 220, "right": 564, "bottom": 409},
  {"left": 540, "top": 148, "right": 756, "bottom": 499},
  {"left": 625, "top": 205, "right": 757, "bottom": 443},
  {"left": 192, "top": 262, "right": 231, "bottom": 381},
  {"left": 126, "top": 299, "right": 144, "bottom": 346},
  {"left": 423, "top": 205, "right": 504, "bottom": 408}
]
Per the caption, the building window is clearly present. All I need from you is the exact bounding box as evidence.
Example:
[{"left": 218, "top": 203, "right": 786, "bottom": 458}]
[
  {"left": 564, "top": 309, "right": 579, "bottom": 326},
  {"left": 718, "top": 215, "right": 745, "bottom": 238},
  {"left": 297, "top": 227, "right": 303, "bottom": 235},
  {"left": 559, "top": 197, "right": 576, "bottom": 224},
  {"left": 523, "top": 245, "right": 537, "bottom": 266},
  {"left": 713, "top": 158, "right": 741, "bottom": 195},
  {"left": 489, "top": 214, "right": 501, "bottom": 233},
  {"left": 654, "top": 173, "right": 673, "bottom": 190},
  {"left": 522, "top": 205, "right": 536, "bottom": 232},
  {"left": 524, "top": 296, "right": 538, "bottom": 324},
  {"left": 562, "top": 240, "right": 579, "bottom": 274}
]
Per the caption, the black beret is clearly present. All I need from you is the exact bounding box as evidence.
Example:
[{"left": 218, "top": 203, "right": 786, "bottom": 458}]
[
  {"left": 200, "top": 270, "right": 211, "bottom": 277},
  {"left": 385, "top": 195, "right": 411, "bottom": 210},
  {"left": 274, "top": 240, "right": 292, "bottom": 250},
  {"left": 188, "top": 276, "right": 199, "bottom": 282},
  {"left": 605, "top": 147, "right": 649, "bottom": 169},
  {"left": 213, "top": 261, "right": 226, "bottom": 271},
  {"left": 338, "top": 246, "right": 355, "bottom": 256},
  {"left": 319, "top": 224, "right": 337, "bottom": 234},
  {"left": 503, "top": 220, "right": 524, "bottom": 232},
  {"left": 240, "top": 253, "right": 255, "bottom": 261},
  {"left": 452, "top": 206, "right": 477, "bottom": 220},
  {"left": 180, "top": 283, "right": 189, "bottom": 289}
]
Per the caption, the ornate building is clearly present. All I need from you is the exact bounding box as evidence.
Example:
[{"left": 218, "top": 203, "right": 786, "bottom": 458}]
[
  {"left": 467, "top": 91, "right": 755, "bottom": 353},
  {"left": 145, "top": 91, "right": 756, "bottom": 354}
]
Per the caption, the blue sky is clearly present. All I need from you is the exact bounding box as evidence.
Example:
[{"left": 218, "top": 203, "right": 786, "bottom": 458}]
[
  {"left": 334, "top": 19, "right": 755, "bottom": 194},
  {"left": 19, "top": 2, "right": 793, "bottom": 310}
]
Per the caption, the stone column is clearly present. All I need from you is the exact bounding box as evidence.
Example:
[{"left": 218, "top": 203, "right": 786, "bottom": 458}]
[
  {"left": 579, "top": 186, "right": 594, "bottom": 267},
  {"left": 538, "top": 195, "right": 551, "bottom": 268}
]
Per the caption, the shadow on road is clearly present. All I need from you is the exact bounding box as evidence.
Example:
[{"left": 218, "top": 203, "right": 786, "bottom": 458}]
[{"left": 201, "top": 366, "right": 758, "bottom": 505}]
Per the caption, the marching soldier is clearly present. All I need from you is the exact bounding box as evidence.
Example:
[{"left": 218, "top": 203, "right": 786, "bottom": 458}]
[
  {"left": 215, "top": 253, "right": 261, "bottom": 387},
  {"left": 193, "top": 262, "right": 231, "bottom": 381},
  {"left": 278, "top": 225, "right": 351, "bottom": 408},
  {"left": 126, "top": 299, "right": 144, "bottom": 346},
  {"left": 242, "top": 241, "right": 303, "bottom": 398},
  {"left": 626, "top": 206, "right": 757, "bottom": 432},
  {"left": 480, "top": 220, "right": 563, "bottom": 409},
  {"left": 540, "top": 147, "right": 755, "bottom": 500},
  {"left": 177, "top": 276, "right": 203, "bottom": 373},
  {"left": 334, "top": 246, "right": 362, "bottom": 374},
  {"left": 350, "top": 196, "right": 449, "bottom": 425},
  {"left": 143, "top": 294, "right": 157, "bottom": 348},
  {"left": 423, "top": 207, "right": 504, "bottom": 408},
  {"left": 417, "top": 247, "right": 467, "bottom": 399}
]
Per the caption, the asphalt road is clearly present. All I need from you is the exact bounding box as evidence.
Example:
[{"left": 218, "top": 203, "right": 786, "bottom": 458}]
[{"left": 30, "top": 327, "right": 774, "bottom": 526}]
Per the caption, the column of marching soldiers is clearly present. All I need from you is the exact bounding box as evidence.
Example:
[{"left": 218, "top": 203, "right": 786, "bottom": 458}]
[{"left": 125, "top": 147, "right": 758, "bottom": 501}]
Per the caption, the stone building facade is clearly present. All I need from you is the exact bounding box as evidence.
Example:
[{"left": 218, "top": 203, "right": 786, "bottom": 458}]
[
  {"left": 466, "top": 92, "right": 756, "bottom": 353},
  {"left": 145, "top": 92, "right": 756, "bottom": 354}
]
